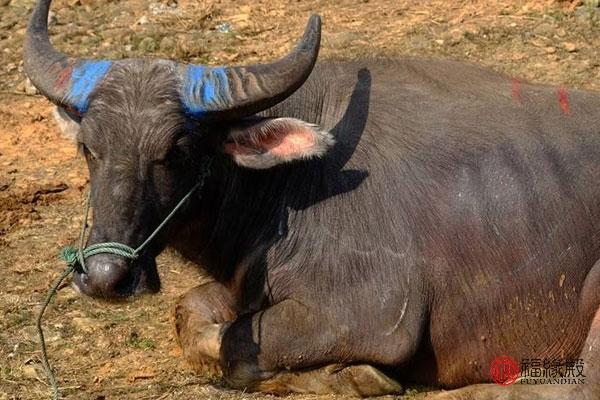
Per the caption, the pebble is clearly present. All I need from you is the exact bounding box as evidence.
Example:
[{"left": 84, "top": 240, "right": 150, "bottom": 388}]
[
  {"left": 563, "top": 42, "right": 578, "bottom": 52},
  {"left": 17, "top": 78, "right": 38, "bottom": 95},
  {"left": 178, "top": 34, "right": 206, "bottom": 57},
  {"left": 533, "top": 22, "right": 554, "bottom": 37},
  {"left": 22, "top": 365, "right": 39, "bottom": 380},
  {"left": 159, "top": 36, "right": 176, "bottom": 53},
  {"left": 216, "top": 22, "right": 232, "bottom": 33},
  {"left": 138, "top": 37, "right": 157, "bottom": 52}
]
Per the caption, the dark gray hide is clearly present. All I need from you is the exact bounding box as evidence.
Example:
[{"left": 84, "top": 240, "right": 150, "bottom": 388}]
[{"left": 25, "top": 0, "right": 600, "bottom": 397}]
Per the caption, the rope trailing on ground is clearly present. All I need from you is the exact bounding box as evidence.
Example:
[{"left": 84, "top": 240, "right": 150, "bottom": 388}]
[{"left": 36, "top": 157, "right": 212, "bottom": 400}]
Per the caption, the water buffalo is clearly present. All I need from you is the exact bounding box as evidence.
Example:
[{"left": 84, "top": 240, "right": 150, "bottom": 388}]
[{"left": 24, "top": 0, "right": 600, "bottom": 398}]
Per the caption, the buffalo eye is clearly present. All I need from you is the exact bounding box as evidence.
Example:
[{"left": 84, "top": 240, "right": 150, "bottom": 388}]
[{"left": 156, "top": 135, "right": 195, "bottom": 169}]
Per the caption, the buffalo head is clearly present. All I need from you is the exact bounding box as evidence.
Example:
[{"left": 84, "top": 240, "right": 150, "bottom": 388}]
[{"left": 25, "top": 0, "right": 332, "bottom": 298}]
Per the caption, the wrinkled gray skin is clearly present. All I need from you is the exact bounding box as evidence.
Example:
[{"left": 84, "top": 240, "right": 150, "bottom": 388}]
[{"left": 53, "top": 57, "right": 600, "bottom": 399}]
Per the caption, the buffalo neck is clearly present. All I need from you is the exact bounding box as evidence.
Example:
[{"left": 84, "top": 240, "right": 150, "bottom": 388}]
[{"left": 170, "top": 156, "right": 320, "bottom": 284}]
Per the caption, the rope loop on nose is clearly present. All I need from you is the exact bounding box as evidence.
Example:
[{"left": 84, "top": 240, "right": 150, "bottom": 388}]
[{"left": 59, "top": 243, "right": 138, "bottom": 272}]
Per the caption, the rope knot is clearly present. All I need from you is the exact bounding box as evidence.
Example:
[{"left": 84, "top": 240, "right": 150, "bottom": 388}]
[{"left": 59, "top": 246, "right": 79, "bottom": 268}]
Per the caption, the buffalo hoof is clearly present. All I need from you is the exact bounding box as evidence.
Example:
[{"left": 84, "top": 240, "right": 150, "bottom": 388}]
[
  {"left": 176, "top": 321, "right": 225, "bottom": 378},
  {"left": 254, "top": 364, "right": 403, "bottom": 397},
  {"left": 174, "top": 282, "right": 237, "bottom": 379}
]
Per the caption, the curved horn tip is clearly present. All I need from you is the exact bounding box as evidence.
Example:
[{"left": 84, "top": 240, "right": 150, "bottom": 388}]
[
  {"left": 178, "top": 12, "right": 323, "bottom": 120},
  {"left": 308, "top": 14, "right": 322, "bottom": 28},
  {"left": 305, "top": 14, "right": 322, "bottom": 38},
  {"left": 294, "top": 14, "right": 321, "bottom": 54}
]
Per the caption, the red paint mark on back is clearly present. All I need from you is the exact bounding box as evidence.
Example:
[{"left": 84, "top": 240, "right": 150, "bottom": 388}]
[
  {"left": 511, "top": 77, "right": 522, "bottom": 104},
  {"left": 557, "top": 85, "right": 570, "bottom": 116}
]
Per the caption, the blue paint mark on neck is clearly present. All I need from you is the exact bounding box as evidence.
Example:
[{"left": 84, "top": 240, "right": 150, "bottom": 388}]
[
  {"left": 67, "top": 60, "right": 113, "bottom": 113},
  {"left": 181, "top": 65, "right": 230, "bottom": 117}
]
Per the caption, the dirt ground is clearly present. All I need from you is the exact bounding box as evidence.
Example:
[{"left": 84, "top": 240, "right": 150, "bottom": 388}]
[{"left": 2, "top": 0, "right": 600, "bottom": 399}]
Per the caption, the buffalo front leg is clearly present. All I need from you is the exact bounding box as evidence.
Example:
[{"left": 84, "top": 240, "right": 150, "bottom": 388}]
[
  {"left": 219, "top": 299, "right": 403, "bottom": 396},
  {"left": 175, "top": 281, "right": 238, "bottom": 376}
]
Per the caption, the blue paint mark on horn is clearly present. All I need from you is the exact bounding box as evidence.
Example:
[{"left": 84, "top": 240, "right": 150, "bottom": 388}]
[
  {"left": 202, "top": 76, "right": 216, "bottom": 104},
  {"left": 182, "top": 65, "right": 206, "bottom": 116},
  {"left": 213, "top": 67, "right": 229, "bottom": 101},
  {"left": 66, "top": 60, "right": 113, "bottom": 113},
  {"left": 181, "top": 65, "right": 230, "bottom": 117}
]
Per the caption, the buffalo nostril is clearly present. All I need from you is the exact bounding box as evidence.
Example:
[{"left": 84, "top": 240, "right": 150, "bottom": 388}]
[
  {"left": 93, "top": 262, "right": 128, "bottom": 293},
  {"left": 76, "top": 254, "right": 136, "bottom": 298},
  {"left": 71, "top": 253, "right": 160, "bottom": 298}
]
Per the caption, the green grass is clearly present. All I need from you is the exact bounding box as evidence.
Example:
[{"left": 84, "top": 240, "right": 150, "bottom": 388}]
[{"left": 126, "top": 331, "right": 156, "bottom": 350}]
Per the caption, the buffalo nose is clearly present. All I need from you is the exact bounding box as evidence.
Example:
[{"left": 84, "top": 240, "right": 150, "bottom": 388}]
[{"left": 73, "top": 254, "right": 135, "bottom": 298}]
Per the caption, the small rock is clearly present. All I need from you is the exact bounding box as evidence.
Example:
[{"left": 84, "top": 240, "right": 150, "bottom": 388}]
[
  {"left": 216, "top": 22, "right": 232, "bottom": 33},
  {"left": 24, "top": 78, "right": 38, "bottom": 95},
  {"left": 61, "top": 286, "right": 80, "bottom": 301},
  {"left": 177, "top": 34, "right": 206, "bottom": 57},
  {"left": 544, "top": 46, "right": 556, "bottom": 54},
  {"left": 48, "top": 10, "right": 56, "bottom": 26},
  {"left": 563, "top": 42, "right": 578, "bottom": 52},
  {"left": 434, "top": 39, "right": 444, "bottom": 46},
  {"left": 136, "top": 15, "right": 149, "bottom": 25},
  {"left": 159, "top": 36, "right": 176, "bottom": 53},
  {"left": 138, "top": 37, "right": 157, "bottom": 53},
  {"left": 17, "top": 78, "right": 38, "bottom": 95},
  {"left": 22, "top": 365, "right": 39, "bottom": 380}
]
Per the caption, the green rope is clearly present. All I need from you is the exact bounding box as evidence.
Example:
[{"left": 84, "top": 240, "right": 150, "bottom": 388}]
[
  {"left": 36, "top": 265, "right": 74, "bottom": 400},
  {"left": 36, "top": 157, "right": 212, "bottom": 399}
]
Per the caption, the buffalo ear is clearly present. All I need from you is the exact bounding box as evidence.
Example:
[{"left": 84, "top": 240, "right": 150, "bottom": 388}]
[
  {"left": 223, "top": 117, "right": 334, "bottom": 169},
  {"left": 52, "top": 106, "right": 80, "bottom": 142}
]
